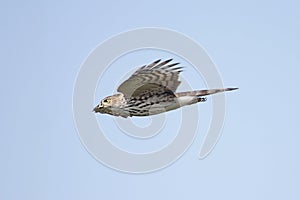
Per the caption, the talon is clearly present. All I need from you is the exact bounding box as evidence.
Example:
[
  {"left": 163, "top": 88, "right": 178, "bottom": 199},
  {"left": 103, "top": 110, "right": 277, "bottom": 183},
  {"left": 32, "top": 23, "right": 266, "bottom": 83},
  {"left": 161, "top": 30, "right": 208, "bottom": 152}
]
[{"left": 198, "top": 97, "right": 207, "bottom": 102}]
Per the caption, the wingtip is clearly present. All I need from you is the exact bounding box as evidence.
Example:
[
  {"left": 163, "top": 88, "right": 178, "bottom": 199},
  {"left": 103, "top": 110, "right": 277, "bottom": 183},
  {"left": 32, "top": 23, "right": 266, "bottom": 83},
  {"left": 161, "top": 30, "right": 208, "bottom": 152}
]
[
  {"left": 154, "top": 59, "right": 161, "bottom": 63},
  {"left": 165, "top": 58, "right": 173, "bottom": 62}
]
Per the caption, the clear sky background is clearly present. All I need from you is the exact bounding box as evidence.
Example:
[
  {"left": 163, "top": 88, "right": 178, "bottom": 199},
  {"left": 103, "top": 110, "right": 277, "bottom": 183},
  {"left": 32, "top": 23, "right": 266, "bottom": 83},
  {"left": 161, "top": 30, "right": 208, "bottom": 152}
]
[{"left": 1, "top": 0, "right": 300, "bottom": 199}]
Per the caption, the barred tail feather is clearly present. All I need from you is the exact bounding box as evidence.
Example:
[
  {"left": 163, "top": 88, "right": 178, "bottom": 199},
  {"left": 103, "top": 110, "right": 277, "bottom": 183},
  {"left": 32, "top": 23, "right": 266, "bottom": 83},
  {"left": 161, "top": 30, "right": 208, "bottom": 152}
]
[
  {"left": 176, "top": 88, "right": 238, "bottom": 98},
  {"left": 195, "top": 87, "right": 238, "bottom": 96}
]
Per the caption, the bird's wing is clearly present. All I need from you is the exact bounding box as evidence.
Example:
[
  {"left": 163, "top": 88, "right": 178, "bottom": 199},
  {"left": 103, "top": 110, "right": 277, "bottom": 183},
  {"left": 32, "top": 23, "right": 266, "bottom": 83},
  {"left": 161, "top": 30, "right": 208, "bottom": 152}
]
[{"left": 117, "top": 59, "right": 183, "bottom": 98}]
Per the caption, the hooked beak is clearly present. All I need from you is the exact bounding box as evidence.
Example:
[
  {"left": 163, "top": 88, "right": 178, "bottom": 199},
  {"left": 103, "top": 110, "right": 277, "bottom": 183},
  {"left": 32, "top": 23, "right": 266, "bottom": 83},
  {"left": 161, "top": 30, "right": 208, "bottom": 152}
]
[{"left": 93, "top": 105, "right": 103, "bottom": 113}]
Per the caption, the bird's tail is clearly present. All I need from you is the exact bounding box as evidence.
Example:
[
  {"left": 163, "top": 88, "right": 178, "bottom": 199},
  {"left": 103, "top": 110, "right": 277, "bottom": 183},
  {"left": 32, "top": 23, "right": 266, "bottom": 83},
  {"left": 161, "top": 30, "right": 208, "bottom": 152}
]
[{"left": 176, "top": 88, "right": 238, "bottom": 102}]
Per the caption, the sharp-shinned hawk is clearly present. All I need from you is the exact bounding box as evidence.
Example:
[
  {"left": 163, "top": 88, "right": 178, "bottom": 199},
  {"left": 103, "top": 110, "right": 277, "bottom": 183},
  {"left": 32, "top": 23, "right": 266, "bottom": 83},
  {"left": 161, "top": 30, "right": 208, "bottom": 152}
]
[{"left": 93, "top": 59, "right": 238, "bottom": 118}]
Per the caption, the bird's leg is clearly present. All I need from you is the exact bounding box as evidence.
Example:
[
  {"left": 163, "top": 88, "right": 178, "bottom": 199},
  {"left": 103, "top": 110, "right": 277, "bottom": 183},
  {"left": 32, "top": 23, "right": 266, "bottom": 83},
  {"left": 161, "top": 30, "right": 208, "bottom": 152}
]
[{"left": 197, "top": 97, "right": 207, "bottom": 102}]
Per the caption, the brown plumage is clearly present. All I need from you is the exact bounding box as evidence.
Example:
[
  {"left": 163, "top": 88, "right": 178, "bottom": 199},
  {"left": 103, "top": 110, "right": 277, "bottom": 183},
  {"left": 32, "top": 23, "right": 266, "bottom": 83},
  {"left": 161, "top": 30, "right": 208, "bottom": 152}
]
[{"left": 93, "top": 59, "right": 238, "bottom": 118}]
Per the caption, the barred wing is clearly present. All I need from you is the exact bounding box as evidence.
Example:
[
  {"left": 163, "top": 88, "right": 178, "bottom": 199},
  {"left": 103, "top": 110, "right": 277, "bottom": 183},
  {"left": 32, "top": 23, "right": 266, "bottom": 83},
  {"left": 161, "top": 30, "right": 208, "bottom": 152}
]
[{"left": 117, "top": 59, "right": 183, "bottom": 98}]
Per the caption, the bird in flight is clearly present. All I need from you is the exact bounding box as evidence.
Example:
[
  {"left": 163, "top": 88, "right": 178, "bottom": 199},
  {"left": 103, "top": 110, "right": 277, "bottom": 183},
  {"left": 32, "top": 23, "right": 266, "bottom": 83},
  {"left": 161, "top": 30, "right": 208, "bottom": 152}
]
[{"left": 93, "top": 59, "right": 238, "bottom": 118}]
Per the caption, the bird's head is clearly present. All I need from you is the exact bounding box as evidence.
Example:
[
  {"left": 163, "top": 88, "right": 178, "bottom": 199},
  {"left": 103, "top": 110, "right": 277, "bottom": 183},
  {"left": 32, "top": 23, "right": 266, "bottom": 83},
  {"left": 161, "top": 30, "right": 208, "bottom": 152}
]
[
  {"left": 93, "top": 93, "right": 125, "bottom": 114},
  {"left": 93, "top": 96, "right": 113, "bottom": 113}
]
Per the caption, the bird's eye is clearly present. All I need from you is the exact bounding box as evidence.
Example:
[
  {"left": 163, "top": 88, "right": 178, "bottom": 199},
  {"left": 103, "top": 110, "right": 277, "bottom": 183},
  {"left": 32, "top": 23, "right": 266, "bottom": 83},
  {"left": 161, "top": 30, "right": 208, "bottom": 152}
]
[{"left": 103, "top": 99, "right": 110, "bottom": 103}]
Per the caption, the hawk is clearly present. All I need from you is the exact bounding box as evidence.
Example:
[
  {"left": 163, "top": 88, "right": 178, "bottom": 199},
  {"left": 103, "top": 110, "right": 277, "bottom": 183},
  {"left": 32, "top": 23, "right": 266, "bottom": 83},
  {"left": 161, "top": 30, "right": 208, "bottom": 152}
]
[{"left": 93, "top": 59, "right": 238, "bottom": 118}]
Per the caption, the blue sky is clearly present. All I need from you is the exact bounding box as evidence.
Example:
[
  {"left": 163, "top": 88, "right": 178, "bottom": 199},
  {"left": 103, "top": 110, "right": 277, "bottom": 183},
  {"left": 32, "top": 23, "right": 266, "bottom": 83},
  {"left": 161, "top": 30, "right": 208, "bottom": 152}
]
[{"left": 1, "top": 0, "right": 300, "bottom": 199}]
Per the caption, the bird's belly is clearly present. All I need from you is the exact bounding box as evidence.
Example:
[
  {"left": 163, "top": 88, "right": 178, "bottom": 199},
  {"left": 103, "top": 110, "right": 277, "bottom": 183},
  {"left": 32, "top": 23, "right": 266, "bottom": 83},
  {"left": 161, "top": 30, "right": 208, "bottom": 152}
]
[
  {"left": 130, "top": 96, "right": 197, "bottom": 116},
  {"left": 128, "top": 102, "right": 180, "bottom": 116}
]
